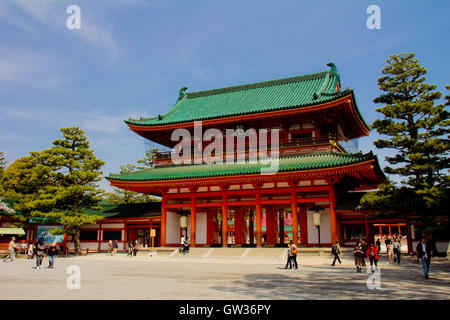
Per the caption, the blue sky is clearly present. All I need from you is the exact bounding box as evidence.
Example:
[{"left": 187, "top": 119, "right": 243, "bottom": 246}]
[{"left": 0, "top": 0, "right": 449, "bottom": 192}]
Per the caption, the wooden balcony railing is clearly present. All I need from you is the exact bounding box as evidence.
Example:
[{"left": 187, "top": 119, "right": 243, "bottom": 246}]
[{"left": 151, "top": 135, "right": 343, "bottom": 166}]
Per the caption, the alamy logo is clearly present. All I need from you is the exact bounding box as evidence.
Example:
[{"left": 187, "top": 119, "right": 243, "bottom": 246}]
[
  {"left": 66, "top": 5, "right": 81, "bottom": 30},
  {"left": 366, "top": 266, "right": 381, "bottom": 290},
  {"left": 366, "top": 5, "right": 381, "bottom": 30},
  {"left": 170, "top": 121, "right": 280, "bottom": 175},
  {"left": 66, "top": 265, "right": 81, "bottom": 289}
]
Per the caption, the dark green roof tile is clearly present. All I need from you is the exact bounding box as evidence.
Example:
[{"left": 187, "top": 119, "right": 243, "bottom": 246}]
[
  {"left": 107, "top": 152, "right": 375, "bottom": 182},
  {"left": 126, "top": 66, "right": 344, "bottom": 126}
]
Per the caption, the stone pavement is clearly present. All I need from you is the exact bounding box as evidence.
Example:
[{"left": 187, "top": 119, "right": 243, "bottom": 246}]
[{"left": 0, "top": 253, "right": 449, "bottom": 300}]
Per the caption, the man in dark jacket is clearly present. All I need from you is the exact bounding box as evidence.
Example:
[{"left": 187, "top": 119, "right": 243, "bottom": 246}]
[{"left": 416, "top": 238, "right": 434, "bottom": 279}]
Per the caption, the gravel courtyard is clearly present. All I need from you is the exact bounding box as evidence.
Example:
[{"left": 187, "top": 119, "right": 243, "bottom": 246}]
[{"left": 1, "top": 254, "right": 449, "bottom": 300}]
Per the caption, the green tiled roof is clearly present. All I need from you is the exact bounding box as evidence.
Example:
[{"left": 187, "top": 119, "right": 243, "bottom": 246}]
[
  {"left": 108, "top": 152, "right": 376, "bottom": 182},
  {"left": 126, "top": 63, "right": 346, "bottom": 126}
]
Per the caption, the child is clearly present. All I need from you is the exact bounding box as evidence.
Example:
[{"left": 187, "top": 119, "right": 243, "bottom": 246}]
[{"left": 388, "top": 243, "right": 394, "bottom": 264}]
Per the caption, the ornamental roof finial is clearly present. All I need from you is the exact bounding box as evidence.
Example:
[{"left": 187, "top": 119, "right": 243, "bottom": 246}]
[
  {"left": 327, "top": 62, "right": 337, "bottom": 74},
  {"left": 178, "top": 87, "right": 188, "bottom": 101}
]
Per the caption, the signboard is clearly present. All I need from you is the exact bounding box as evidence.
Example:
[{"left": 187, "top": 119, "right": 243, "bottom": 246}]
[
  {"left": 36, "top": 225, "right": 65, "bottom": 244},
  {"left": 150, "top": 229, "right": 156, "bottom": 237}
]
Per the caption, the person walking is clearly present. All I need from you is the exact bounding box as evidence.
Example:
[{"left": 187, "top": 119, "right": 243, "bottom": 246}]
[
  {"left": 393, "top": 238, "right": 401, "bottom": 264},
  {"left": 289, "top": 241, "right": 298, "bottom": 270},
  {"left": 384, "top": 237, "right": 390, "bottom": 253},
  {"left": 285, "top": 245, "right": 292, "bottom": 269},
  {"left": 35, "top": 239, "right": 45, "bottom": 269},
  {"left": 3, "top": 236, "right": 17, "bottom": 262},
  {"left": 180, "top": 235, "right": 185, "bottom": 253},
  {"left": 366, "top": 242, "right": 379, "bottom": 272},
  {"left": 353, "top": 241, "right": 365, "bottom": 273},
  {"left": 126, "top": 241, "right": 134, "bottom": 258},
  {"left": 112, "top": 240, "right": 118, "bottom": 255},
  {"left": 331, "top": 241, "right": 342, "bottom": 266},
  {"left": 417, "top": 238, "right": 434, "bottom": 279},
  {"left": 375, "top": 238, "right": 381, "bottom": 254},
  {"left": 107, "top": 240, "right": 113, "bottom": 255},
  {"left": 133, "top": 240, "right": 139, "bottom": 256},
  {"left": 47, "top": 242, "right": 58, "bottom": 268},
  {"left": 182, "top": 237, "right": 190, "bottom": 254},
  {"left": 387, "top": 242, "right": 395, "bottom": 264}
]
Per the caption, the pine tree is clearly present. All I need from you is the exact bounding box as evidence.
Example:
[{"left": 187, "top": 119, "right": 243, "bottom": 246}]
[
  {"left": 1, "top": 127, "right": 106, "bottom": 255},
  {"left": 364, "top": 53, "right": 449, "bottom": 235}
]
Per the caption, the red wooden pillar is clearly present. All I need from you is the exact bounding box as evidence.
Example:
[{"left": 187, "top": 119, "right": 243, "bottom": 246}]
[
  {"left": 222, "top": 195, "right": 228, "bottom": 247},
  {"left": 256, "top": 188, "right": 262, "bottom": 247},
  {"left": 161, "top": 196, "right": 167, "bottom": 247},
  {"left": 266, "top": 207, "right": 277, "bottom": 245},
  {"left": 299, "top": 206, "right": 308, "bottom": 246},
  {"left": 249, "top": 209, "right": 254, "bottom": 245},
  {"left": 98, "top": 221, "right": 102, "bottom": 252},
  {"left": 329, "top": 184, "right": 338, "bottom": 244},
  {"left": 190, "top": 197, "right": 196, "bottom": 247},
  {"left": 234, "top": 208, "right": 245, "bottom": 246},
  {"left": 291, "top": 190, "right": 299, "bottom": 246},
  {"left": 406, "top": 219, "right": 413, "bottom": 254},
  {"left": 279, "top": 209, "right": 284, "bottom": 244},
  {"left": 364, "top": 215, "right": 370, "bottom": 245}
]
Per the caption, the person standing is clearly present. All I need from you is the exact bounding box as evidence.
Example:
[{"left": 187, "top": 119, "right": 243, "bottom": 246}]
[
  {"left": 353, "top": 241, "right": 365, "bottom": 273},
  {"left": 376, "top": 238, "right": 381, "bottom": 254},
  {"left": 384, "top": 237, "right": 390, "bottom": 253},
  {"left": 366, "top": 242, "right": 379, "bottom": 272},
  {"left": 4, "top": 236, "right": 17, "bottom": 262},
  {"left": 133, "top": 240, "right": 139, "bottom": 256},
  {"left": 417, "top": 238, "right": 433, "bottom": 279},
  {"left": 180, "top": 235, "right": 185, "bottom": 253},
  {"left": 393, "top": 238, "right": 401, "bottom": 264},
  {"left": 126, "top": 241, "right": 134, "bottom": 258},
  {"left": 331, "top": 241, "right": 342, "bottom": 266},
  {"left": 107, "top": 240, "right": 113, "bottom": 255},
  {"left": 35, "top": 239, "right": 45, "bottom": 269},
  {"left": 112, "top": 240, "right": 118, "bottom": 255},
  {"left": 182, "top": 237, "right": 190, "bottom": 254},
  {"left": 387, "top": 242, "right": 394, "bottom": 264},
  {"left": 289, "top": 241, "right": 298, "bottom": 270},
  {"left": 47, "top": 242, "right": 58, "bottom": 268},
  {"left": 285, "top": 245, "right": 292, "bottom": 269}
]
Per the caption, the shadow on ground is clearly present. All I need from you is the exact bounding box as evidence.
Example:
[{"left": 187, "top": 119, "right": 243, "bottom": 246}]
[{"left": 210, "top": 264, "right": 450, "bottom": 300}]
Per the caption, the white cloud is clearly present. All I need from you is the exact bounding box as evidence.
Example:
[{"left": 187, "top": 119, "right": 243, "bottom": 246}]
[
  {"left": 0, "top": 47, "right": 64, "bottom": 88},
  {"left": 3, "top": 0, "right": 120, "bottom": 60}
]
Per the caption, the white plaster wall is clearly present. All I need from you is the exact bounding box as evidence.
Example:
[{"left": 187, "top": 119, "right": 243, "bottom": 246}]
[
  {"left": 196, "top": 212, "right": 207, "bottom": 244},
  {"left": 102, "top": 223, "right": 124, "bottom": 229},
  {"left": 100, "top": 242, "right": 111, "bottom": 251},
  {"left": 81, "top": 224, "right": 99, "bottom": 229},
  {"left": 80, "top": 242, "right": 98, "bottom": 250},
  {"left": 307, "top": 207, "right": 331, "bottom": 244},
  {"left": 166, "top": 211, "right": 180, "bottom": 244}
]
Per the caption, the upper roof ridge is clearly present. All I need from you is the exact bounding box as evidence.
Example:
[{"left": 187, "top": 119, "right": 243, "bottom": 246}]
[{"left": 186, "top": 70, "right": 333, "bottom": 99}]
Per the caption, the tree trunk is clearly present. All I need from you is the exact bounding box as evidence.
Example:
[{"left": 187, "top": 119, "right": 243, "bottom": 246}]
[{"left": 74, "top": 226, "right": 81, "bottom": 256}]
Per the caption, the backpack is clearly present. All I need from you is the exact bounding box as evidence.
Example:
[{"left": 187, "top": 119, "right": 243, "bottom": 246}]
[{"left": 290, "top": 245, "right": 298, "bottom": 255}]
